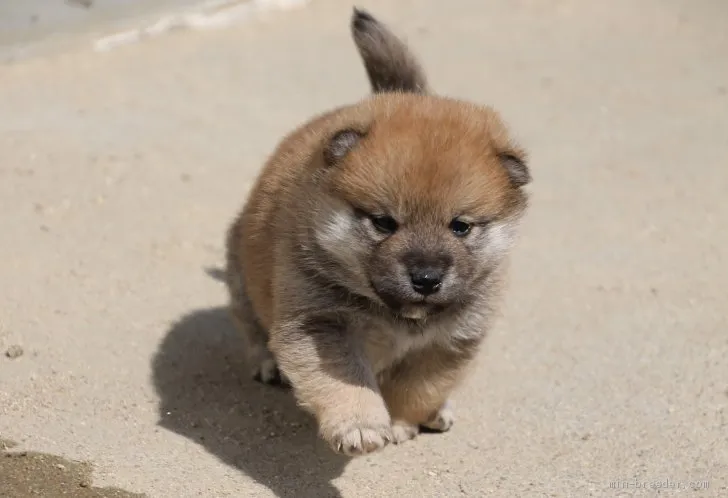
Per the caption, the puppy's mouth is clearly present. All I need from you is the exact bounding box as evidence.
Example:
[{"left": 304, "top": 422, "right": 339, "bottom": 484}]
[
  {"left": 399, "top": 301, "right": 449, "bottom": 319},
  {"left": 368, "top": 280, "right": 451, "bottom": 320},
  {"left": 374, "top": 292, "right": 447, "bottom": 321}
]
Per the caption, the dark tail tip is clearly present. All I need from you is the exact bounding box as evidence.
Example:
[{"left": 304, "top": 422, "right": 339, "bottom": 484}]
[
  {"left": 350, "top": 7, "right": 428, "bottom": 94},
  {"left": 352, "top": 7, "right": 375, "bottom": 28}
]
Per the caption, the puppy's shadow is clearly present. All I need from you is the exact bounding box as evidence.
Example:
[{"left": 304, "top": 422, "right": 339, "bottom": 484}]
[{"left": 151, "top": 302, "right": 348, "bottom": 497}]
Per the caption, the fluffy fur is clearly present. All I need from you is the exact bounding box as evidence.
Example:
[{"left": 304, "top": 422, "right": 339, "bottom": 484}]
[{"left": 224, "top": 8, "right": 531, "bottom": 456}]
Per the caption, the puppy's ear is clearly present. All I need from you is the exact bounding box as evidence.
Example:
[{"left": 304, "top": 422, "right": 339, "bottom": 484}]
[
  {"left": 498, "top": 151, "right": 531, "bottom": 187},
  {"left": 323, "top": 129, "right": 366, "bottom": 166}
]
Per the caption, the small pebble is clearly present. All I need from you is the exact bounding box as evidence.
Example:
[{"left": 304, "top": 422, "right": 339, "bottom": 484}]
[
  {"left": 67, "top": 0, "right": 94, "bottom": 9},
  {"left": 79, "top": 480, "right": 91, "bottom": 488},
  {"left": 56, "top": 463, "right": 66, "bottom": 470},
  {"left": 5, "top": 345, "right": 23, "bottom": 359}
]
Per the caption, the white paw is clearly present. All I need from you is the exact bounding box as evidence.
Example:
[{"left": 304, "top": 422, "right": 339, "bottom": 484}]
[
  {"left": 326, "top": 422, "right": 392, "bottom": 456},
  {"left": 391, "top": 421, "right": 419, "bottom": 444},
  {"left": 252, "top": 358, "right": 288, "bottom": 386},
  {"left": 422, "top": 401, "right": 455, "bottom": 432}
]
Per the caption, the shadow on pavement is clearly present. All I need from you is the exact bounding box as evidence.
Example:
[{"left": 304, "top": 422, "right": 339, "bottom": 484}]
[{"left": 151, "top": 304, "right": 348, "bottom": 498}]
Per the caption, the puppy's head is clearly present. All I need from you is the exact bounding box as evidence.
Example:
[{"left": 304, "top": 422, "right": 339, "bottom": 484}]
[{"left": 310, "top": 94, "right": 530, "bottom": 320}]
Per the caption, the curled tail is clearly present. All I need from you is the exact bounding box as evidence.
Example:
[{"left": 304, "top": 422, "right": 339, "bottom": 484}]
[{"left": 350, "top": 8, "right": 428, "bottom": 94}]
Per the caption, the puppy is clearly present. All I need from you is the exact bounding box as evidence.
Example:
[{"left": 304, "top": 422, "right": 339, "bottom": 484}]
[{"left": 225, "top": 8, "right": 531, "bottom": 456}]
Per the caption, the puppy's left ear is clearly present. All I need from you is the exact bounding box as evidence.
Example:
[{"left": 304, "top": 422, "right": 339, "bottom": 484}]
[
  {"left": 498, "top": 150, "right": 531, "bottom": 187},
  {"left": 323, "top": 128, "right": 367, "bottom": 167}
]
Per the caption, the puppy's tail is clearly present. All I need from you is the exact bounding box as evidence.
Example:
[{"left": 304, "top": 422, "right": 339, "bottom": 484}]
[{"left": 350, "top": 8, "right": 428, "bottom": 94}]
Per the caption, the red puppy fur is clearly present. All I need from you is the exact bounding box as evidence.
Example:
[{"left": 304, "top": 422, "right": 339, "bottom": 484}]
[{"left": 225, "top": 8, "right": 531, "bottom": 456}]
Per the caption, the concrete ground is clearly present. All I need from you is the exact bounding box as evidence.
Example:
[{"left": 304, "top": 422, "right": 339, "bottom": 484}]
[{"left": 1, "top": 0, "right": 727, "bottom": 496}]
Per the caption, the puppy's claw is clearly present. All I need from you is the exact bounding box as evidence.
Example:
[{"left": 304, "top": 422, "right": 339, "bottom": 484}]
[{"left": 327, "top": 424, "right": 392, "bottom": 457}]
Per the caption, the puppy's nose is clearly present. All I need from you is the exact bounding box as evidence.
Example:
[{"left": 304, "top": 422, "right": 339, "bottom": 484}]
[{"left": 409, "top": 267, "right": 443, "bottom": 295}]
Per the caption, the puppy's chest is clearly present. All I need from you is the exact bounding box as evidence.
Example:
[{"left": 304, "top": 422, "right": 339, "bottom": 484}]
[{"left": 359, "top": 319, "right": 449, "bottom": 375}]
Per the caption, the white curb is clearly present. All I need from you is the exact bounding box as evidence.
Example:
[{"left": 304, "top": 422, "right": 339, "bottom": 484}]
[{"left": 93, "top": 0, "right": 309, "bottom": 52}]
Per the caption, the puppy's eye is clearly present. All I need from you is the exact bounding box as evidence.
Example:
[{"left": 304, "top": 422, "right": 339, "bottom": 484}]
[
  {"left": 370, "top": 215, "right": 398, "bottom": 234},
  {"left": 449, "top": 219, "right": 472, "bottom": 237}
]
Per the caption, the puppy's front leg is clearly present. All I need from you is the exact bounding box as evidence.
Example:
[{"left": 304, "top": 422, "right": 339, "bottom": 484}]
[
  {"left": 381, "top": 344, "right": 477, "bottom": 442},
  {"left": 269, "top": 315, "right": 392, "bottom": 456}
]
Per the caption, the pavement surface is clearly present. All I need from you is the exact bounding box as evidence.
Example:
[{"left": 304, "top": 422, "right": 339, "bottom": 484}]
[{"left": 1, "top": 0, "right": 727, "bottom": 496}]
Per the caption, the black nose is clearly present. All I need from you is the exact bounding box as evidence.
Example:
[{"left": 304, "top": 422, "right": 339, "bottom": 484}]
[{"left": 409, "top": 268, "right": 443, "bottom": 295}]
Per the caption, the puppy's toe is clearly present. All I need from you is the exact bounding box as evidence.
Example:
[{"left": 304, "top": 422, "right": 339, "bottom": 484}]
[
  {"left": 327, "top": 423, "right": 392, "bottom": 457},
  {"left": 421, "top": 401, "right": 455, "bottom": 433},
  {"left": 391, "top": 421, "right": 419, "bottom": 444},
  {"left": 279, "top": 370, "right": 292, "bottom": 386},
  {"left": 252, "top": 358, "right": 285, "bottom": 386}
]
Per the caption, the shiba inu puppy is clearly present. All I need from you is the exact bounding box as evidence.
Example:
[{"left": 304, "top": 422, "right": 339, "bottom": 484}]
[{"left": 225, "top": 8, "right": 531, "bottom": 456}]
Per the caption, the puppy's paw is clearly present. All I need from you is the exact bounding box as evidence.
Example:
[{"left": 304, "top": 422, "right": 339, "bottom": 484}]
[
  {"left": 421, "top": 400, "right": 455, "bottom": 432},
  {"left": 252, "top": 358, "right": 290, "bottom": 386},
  {"left": 324, "top": 421, "right": 392, "bottom": 456},
  {"left": 391, "top": 421, "right": 419, "bottom": 444},
  {"left": 320, "top": 400, "right": 393, "bottom": 457}
]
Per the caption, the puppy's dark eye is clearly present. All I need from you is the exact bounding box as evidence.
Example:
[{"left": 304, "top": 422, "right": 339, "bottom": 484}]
[
  {"left": 370, "top": 215, "right": 398, "bottom": 234},
  {"left": 449, "top": 219, "right": 472, "bottom": 237}
]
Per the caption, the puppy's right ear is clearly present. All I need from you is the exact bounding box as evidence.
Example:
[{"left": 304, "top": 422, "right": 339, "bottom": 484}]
[{"left": 323, "top": 129, "right": 366, "bottom": 166}]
